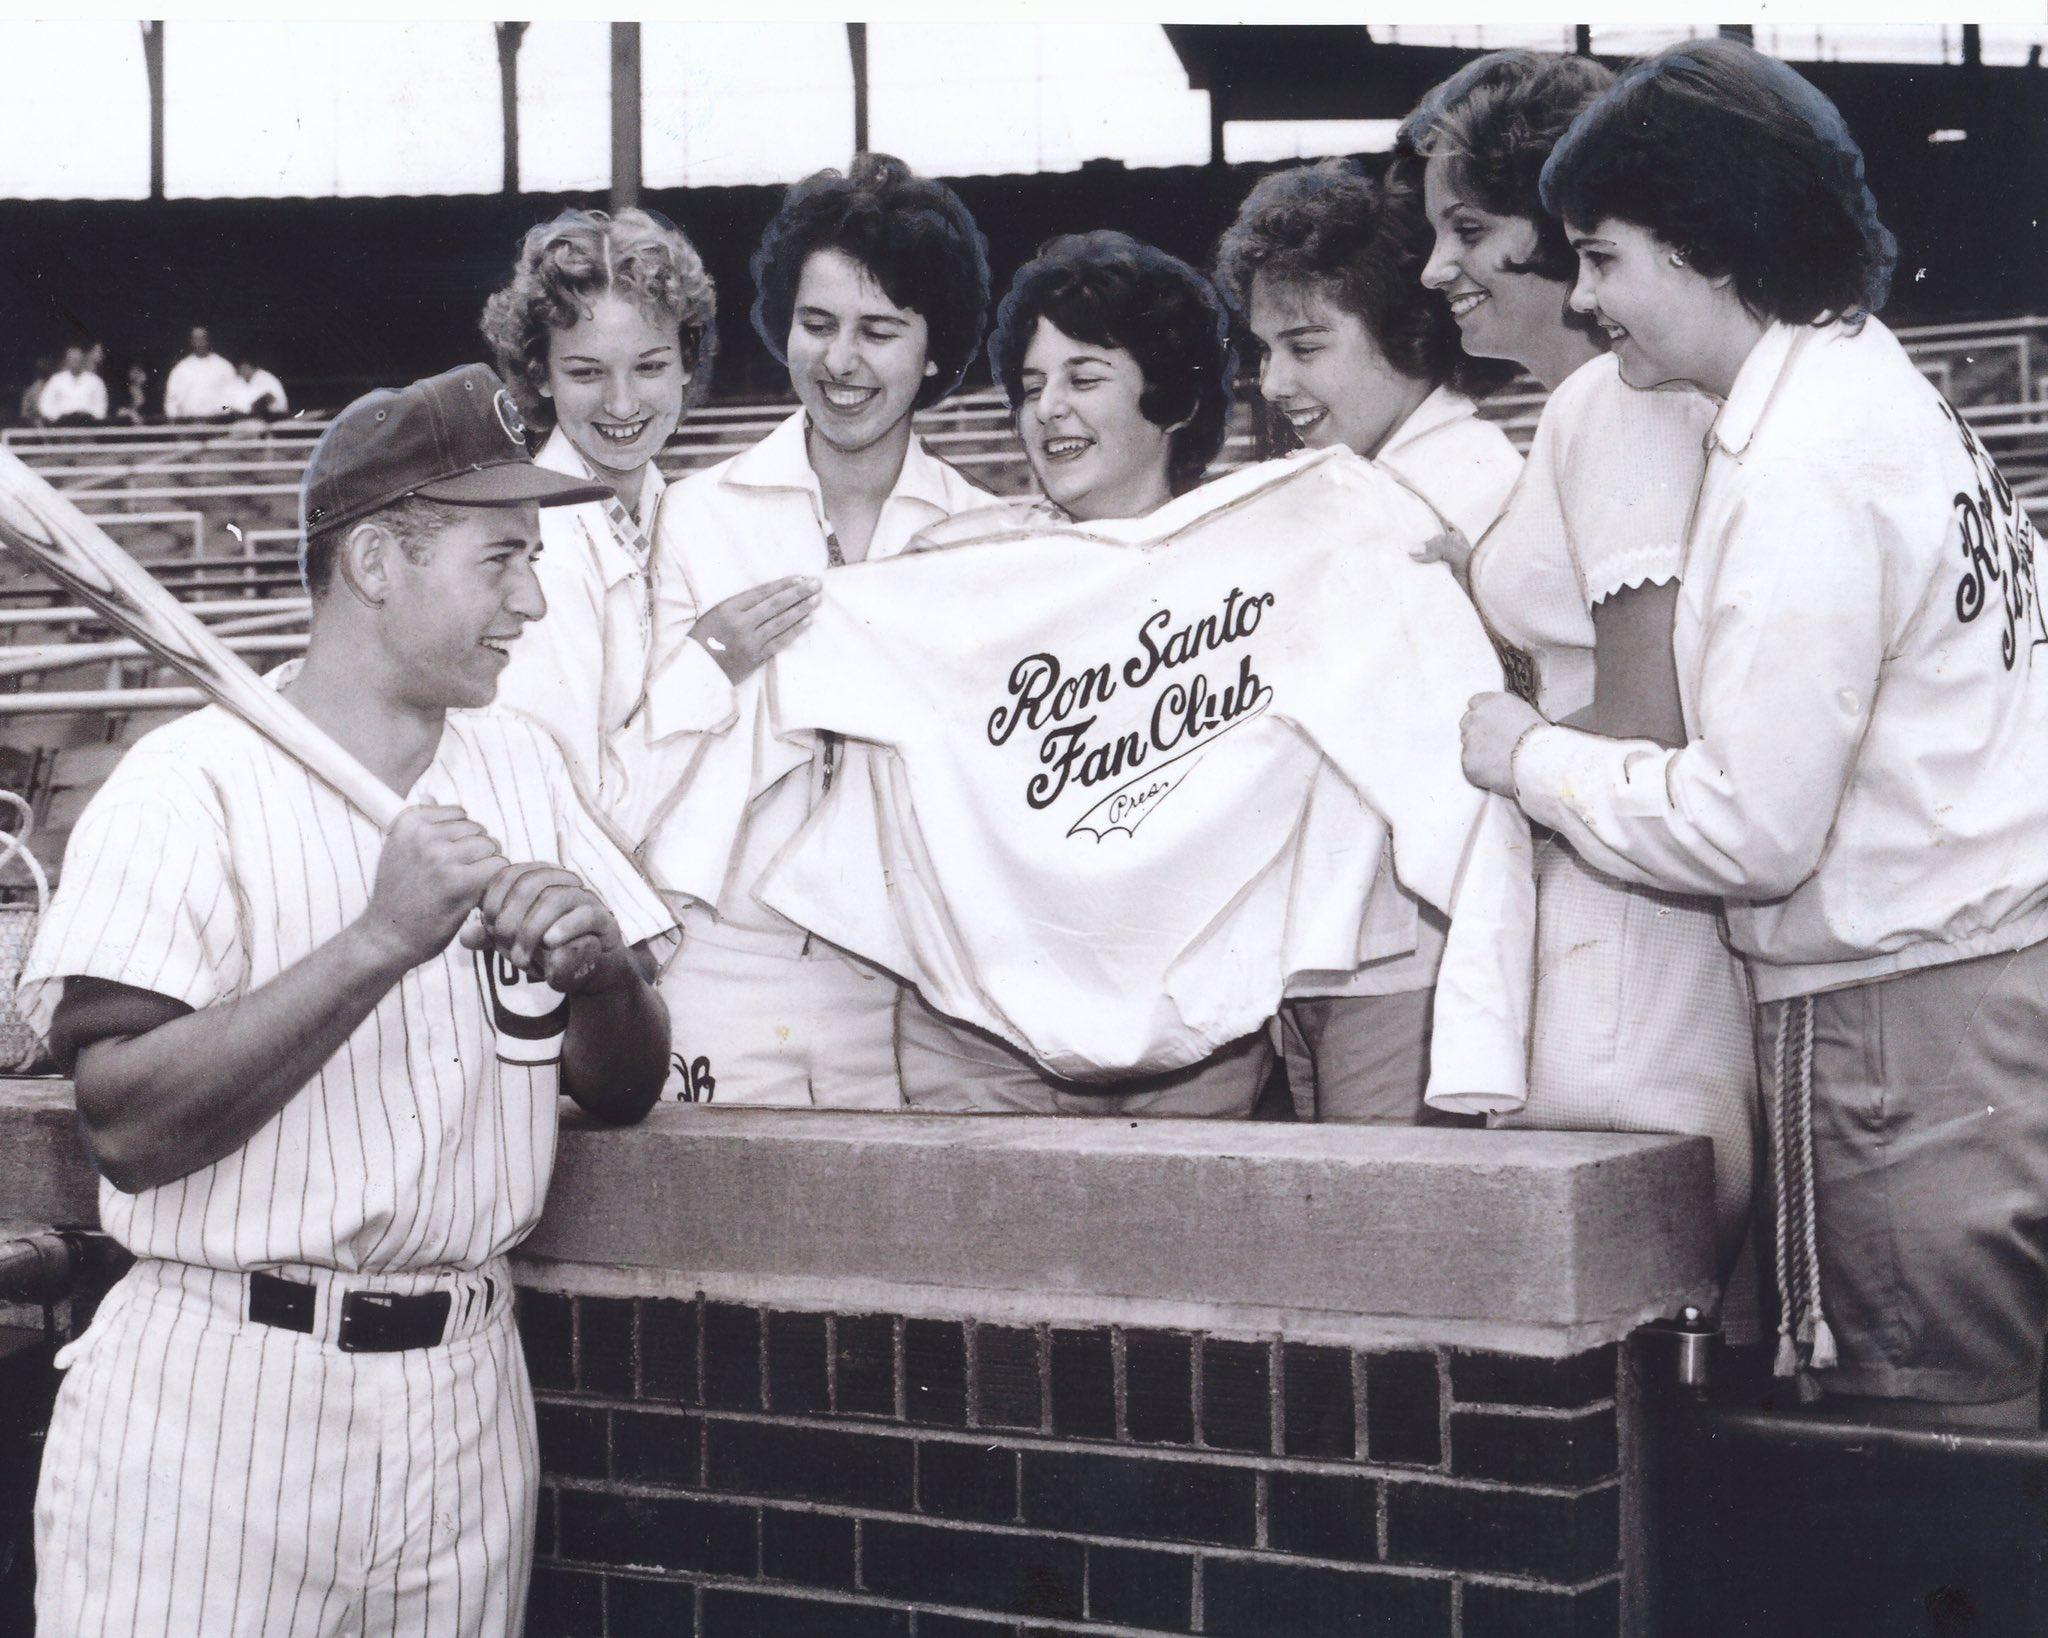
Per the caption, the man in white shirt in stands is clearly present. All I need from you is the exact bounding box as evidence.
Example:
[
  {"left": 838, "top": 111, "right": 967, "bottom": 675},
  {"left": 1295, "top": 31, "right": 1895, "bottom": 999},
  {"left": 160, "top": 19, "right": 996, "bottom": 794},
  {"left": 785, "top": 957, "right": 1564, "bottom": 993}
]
[
  {"left": 36, "top": 346, "right": 108, "bottom": 425},
  {"left": 227, "top": 358, "right": 289, "bottom": 418},
  {"left": 162, "top": 325, "right": 240, "bottom": 420}
]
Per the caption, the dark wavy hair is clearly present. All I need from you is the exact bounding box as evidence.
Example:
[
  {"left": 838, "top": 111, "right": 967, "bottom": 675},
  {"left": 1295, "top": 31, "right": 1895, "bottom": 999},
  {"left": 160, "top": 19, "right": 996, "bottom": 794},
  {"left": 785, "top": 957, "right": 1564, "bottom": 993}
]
[
  {"left": 1212, "top": 158, "right": 1515, "bottom": 400},
  {"left": 988, "top": 231, "right": 1235, "bottom": 496},
  {"left": 479, "top": 207, "right": 717, "bottom": 440},
  {"left": 1541, "top": 38, "right": 1896, "bottom": 323},
  {"left": 749, "top": 153, "right": 990, "bottom": 410},
  {"left": 1395, "top": 50, "right": 1615, "bottom": 283}
]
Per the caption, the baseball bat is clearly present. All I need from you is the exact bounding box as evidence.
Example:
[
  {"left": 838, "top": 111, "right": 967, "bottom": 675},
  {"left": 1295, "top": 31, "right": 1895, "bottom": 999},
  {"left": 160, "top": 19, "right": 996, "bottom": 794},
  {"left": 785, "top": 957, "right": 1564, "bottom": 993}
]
[{"left": 0, "top": 446, "right": 404, "bottom": 829}]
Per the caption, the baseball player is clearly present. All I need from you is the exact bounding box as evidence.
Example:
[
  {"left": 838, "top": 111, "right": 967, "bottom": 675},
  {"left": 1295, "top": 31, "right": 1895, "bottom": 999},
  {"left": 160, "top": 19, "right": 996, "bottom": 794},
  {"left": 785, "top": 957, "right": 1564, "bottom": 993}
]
[{"left": 19, "top": 363, "right": 675, "bottom": 1635}]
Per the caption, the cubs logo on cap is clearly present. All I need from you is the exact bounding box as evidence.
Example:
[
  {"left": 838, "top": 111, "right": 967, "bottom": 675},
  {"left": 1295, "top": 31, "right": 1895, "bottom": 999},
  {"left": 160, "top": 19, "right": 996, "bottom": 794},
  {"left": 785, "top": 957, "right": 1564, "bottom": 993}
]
[
  {"left": 494, "top": 388, "right": 528, "bottom": 447},
  {"left": 301, "top": 363, "right": 607, "bottom": 538}
]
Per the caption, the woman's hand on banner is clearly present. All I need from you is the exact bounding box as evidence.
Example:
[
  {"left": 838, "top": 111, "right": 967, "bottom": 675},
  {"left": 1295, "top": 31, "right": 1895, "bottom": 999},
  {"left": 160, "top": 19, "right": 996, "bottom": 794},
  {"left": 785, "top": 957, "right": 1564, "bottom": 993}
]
[{"left": 690, "top": 576, "right": 822, "bottom": 682}]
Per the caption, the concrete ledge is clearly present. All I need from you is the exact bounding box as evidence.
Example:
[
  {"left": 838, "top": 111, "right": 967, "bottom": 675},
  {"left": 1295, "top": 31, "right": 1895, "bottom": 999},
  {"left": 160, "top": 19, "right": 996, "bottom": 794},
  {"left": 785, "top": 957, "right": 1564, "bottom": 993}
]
[
  {"left": 529, "top": 1107, "right": 1714, "bottom": 1356},
  {"left": 0, "top": 1080, "right": 101, "bottom": 1229},
  {"left": 0, "top": 1081, "right": 1714, "bottom": 1357}
]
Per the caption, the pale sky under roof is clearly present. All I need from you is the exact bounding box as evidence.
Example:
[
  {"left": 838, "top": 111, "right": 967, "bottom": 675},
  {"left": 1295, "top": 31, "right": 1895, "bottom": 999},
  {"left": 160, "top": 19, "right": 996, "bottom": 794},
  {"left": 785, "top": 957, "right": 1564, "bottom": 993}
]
[{"left": 2, "top": 20, "right": 2044, "bottom": 201}]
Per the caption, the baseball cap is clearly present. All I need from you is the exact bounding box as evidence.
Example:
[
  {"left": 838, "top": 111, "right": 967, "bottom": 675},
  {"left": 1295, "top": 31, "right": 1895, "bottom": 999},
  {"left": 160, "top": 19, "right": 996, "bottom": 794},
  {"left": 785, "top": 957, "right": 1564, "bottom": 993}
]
[{"left": 300, "top": 363, "right": 609, "bottom": 537}]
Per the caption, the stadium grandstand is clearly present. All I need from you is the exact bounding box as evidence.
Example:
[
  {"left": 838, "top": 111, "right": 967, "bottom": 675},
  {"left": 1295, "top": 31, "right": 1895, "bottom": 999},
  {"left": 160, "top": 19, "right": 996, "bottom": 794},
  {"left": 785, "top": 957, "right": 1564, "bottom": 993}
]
[{"left": 5, "top": 20, "right": 2048, "bottom": 874}]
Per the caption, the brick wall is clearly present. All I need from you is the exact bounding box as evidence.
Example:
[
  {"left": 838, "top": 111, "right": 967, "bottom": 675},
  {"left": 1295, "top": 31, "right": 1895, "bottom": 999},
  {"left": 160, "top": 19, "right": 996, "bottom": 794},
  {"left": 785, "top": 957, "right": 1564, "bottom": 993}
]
[{"left": 519, "top": 1288, "right": 1622, "bottom": 1638}]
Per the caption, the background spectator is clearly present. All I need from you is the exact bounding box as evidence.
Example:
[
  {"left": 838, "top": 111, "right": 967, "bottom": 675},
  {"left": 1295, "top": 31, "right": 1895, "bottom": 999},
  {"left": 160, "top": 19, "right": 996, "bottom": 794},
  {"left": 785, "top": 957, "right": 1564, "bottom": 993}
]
[
  {"left": 227, "top": 359, "right": 288, "bottom": 418},
  {"left": 113, "top": 363, "right": 151, "bottom": 425},
  {"left": 37, "top": 347, "right": 109, "bottom": 425},
  {"left": 162, "top": 326, "right": 239, "bottom": 420}
]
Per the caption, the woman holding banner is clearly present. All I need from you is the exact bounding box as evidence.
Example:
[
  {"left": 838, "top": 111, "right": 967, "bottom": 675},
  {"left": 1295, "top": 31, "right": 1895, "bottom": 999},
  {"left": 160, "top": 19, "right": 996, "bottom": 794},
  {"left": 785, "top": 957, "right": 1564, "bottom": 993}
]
[
  {"left": 753, "top": 229, "right": 1534, "bottom": 1125},
  {"left": 1400, "top": 51, "right": 1758, "bottom": 1303},
  {"left": 640, "top": 155, "right": 993, "bottom": 1108},
  {"left": 1213, "top": 159, "right": 1524, "bottom": 1123},
  {"left": 890, "top": 230, "right": 1278, "bottom": 1115},
  {"left": 1463, "top": 39, "right": 2048, "bottom": 1424}
]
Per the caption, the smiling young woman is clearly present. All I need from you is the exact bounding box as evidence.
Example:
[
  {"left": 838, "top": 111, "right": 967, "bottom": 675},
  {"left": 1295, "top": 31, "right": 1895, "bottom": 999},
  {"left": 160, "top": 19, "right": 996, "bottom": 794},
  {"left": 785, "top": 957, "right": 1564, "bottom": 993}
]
[
  {"left": 1213, "top": 158, "right": 1520, "bottom": 532},
  {"left": 480, "top": 206, "right": 718, "bottom": 830},
  {"left": 991, "top": 231, "right": 1231, "bottom": 523},
  {"left": 1397, "top": 51, "right": 1761, "bottom": 1323},
  {"left": 1213, "top": 160, "right": 1525, "bottom": 1126},
  {"left": 639, "top": 154, "right": 994, "bottom": 1109},
  {"left": 1491, "top": 38, "right": 2048, "bottom": 1428}
]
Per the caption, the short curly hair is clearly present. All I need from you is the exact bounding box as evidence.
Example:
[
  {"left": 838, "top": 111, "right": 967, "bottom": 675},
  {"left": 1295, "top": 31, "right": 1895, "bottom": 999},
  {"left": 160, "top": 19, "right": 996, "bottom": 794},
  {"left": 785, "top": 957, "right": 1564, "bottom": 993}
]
[
  {"left": 750, "top": 153, "right": 991, "bottom": 411},
  {"left": 1395, "top": 50, "right": 1615, "bottom": 284},
  {"left": 1541, "top": 38, "right": 1896, "bottom": 324},
  {"left": 479, "top": 207, "right": 717, "bottom": 440},
  {"left": 1213, "top": 158, "right": 1515, "bottom": 401},
  {"left": 988, "top": 231, "right": 1235, "bottom": 496}
]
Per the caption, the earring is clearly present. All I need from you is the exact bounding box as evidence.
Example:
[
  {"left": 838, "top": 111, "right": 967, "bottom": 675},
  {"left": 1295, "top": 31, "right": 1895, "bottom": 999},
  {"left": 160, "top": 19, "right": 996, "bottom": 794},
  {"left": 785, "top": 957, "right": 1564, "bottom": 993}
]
[
  {"left": 1668, "top": 250, "right": 1687, "bottom": 269},
  {"left": 923, "top": 360, "right": 938, "bottom": 378}
]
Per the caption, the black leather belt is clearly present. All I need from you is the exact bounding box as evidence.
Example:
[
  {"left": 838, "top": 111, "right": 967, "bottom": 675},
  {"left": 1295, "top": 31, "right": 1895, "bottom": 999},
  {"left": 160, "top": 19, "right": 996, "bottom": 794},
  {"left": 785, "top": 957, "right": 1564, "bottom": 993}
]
[{"left": 248, "top": 1270, "right": 481, "bottom": 1353}]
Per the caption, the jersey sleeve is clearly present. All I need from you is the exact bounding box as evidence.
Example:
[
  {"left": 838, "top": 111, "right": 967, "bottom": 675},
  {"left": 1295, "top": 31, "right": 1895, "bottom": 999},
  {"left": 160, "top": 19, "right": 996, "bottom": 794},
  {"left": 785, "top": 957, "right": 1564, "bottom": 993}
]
[
  {"left": 16, "top": 753, "right": 246, "bottom": 1045},
  {"left": 1557, "top": 372, "right": 1711, "bottom": 609}
]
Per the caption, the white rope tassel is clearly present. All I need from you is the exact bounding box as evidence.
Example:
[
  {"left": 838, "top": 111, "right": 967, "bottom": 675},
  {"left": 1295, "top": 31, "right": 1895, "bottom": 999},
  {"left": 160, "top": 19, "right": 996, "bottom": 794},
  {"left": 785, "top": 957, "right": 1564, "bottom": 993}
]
[
  {"left": 1793, "top": 997, "right": 1839, "bottom": 1371},
  {"left": 1771, "top": 1000, "right": 1800, "bottom": 1379}
]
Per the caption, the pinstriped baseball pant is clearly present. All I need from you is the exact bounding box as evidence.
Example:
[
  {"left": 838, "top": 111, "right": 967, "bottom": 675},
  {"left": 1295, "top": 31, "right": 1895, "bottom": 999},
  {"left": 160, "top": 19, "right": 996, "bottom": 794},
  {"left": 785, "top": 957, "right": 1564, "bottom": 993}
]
[{"left": 35, "top": 1257, "right": 536, "bottom": 1638}]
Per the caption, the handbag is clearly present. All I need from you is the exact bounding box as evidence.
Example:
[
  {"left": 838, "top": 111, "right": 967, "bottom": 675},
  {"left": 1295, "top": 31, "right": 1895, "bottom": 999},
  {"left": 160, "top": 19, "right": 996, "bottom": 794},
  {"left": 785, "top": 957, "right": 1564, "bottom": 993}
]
[{"left": 0, "top": 789, "right": 52, "bottom": 1074}]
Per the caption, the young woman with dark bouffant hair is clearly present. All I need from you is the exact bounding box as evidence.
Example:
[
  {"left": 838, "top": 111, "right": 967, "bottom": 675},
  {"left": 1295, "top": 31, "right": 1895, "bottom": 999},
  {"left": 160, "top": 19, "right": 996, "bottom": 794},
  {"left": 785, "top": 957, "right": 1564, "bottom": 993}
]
[
  {"left": 480, "top": 206, "right": 716, "bottom": 829},
  {"left": 985, "top": 229, "right": 1234, "bottom": 517},
  {"left": 1464, "top": 38, "right": 2048, "bottom": 1428},
  {"left": 1214, "top": 158, "right": 1526, "bottom": 1126},
  {"left": 1399, "top": 50, "right": 1761, "bottom": 1322},
  {"left": 1214, "top": 158, "right": 1519, "bottom": 528},
  {"left": 640, "top": 153, "right": 994, "bottom": 1109}
]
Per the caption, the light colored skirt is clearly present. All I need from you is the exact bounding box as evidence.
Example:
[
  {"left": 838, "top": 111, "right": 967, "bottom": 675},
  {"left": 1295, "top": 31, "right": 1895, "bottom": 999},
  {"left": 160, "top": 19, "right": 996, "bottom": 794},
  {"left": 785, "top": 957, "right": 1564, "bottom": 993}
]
[{"left": 1499, "top": 840, "right": 1760, "bottom": 1309}]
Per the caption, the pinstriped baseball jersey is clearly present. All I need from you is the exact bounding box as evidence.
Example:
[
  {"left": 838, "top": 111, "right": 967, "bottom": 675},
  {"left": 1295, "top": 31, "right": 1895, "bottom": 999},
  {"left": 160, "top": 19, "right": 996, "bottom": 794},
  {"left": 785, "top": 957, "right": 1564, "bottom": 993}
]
[{"left": 19, "top": 698, "right": 674, "bottom": 1275}]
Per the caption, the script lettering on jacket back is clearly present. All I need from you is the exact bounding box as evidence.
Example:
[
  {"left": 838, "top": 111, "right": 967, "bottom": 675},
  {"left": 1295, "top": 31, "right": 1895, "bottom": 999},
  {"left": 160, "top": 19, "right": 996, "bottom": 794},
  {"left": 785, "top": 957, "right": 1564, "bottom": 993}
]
[
  {"left": 1942, "top": 399, "right": 2045, "bottom": 672},
  {"left": 984, "top": 586, "right": 1276, "bottom": 826}
]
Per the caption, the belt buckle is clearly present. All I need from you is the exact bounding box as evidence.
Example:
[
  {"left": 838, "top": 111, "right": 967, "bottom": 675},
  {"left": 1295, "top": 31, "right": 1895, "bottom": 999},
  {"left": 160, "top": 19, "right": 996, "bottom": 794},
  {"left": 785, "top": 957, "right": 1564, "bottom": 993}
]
[{"left": 337, "top": 1288, "right": 452, "bottom": 1353}]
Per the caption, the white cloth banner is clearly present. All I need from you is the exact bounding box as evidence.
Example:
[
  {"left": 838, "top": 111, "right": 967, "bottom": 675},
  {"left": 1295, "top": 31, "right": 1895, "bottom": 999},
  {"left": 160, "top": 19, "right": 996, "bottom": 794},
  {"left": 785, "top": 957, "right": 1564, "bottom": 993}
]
[{"left": 758, "top": 450, "right": 1535, "bottom": 1113}]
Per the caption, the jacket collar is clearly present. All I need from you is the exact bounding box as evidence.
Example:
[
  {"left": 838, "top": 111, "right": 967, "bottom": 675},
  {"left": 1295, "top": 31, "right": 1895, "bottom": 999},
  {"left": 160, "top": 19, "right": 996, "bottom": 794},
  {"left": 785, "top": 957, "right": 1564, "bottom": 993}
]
[
  {"left": 536, "top": 427, "right": 662, "bottom": 588},
  {"left": 723, "top": 408, "right": 958, "bottom": 518},
  {"left": 1377, "top": 386, "right": 1476, "bottom": 462},
  {"left": 1709, "top": 322, "right": 1806, "bottom": 458}
]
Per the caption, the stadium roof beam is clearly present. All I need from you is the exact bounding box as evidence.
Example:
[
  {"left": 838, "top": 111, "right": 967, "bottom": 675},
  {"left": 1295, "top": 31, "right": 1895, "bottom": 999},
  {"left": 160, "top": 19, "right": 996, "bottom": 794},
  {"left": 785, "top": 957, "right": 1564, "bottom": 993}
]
[
  {"left": 142, "top": 21, "right": 165, "bottom": 202},
  {"left": 496, "top": 22, "right": 528, "bottom": 195},
  {"left": 611, "top": 22, "right": 641, "bottom": 212},
  {"left": 849, "top": 23, "right": 870, "bottom": 155}
]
